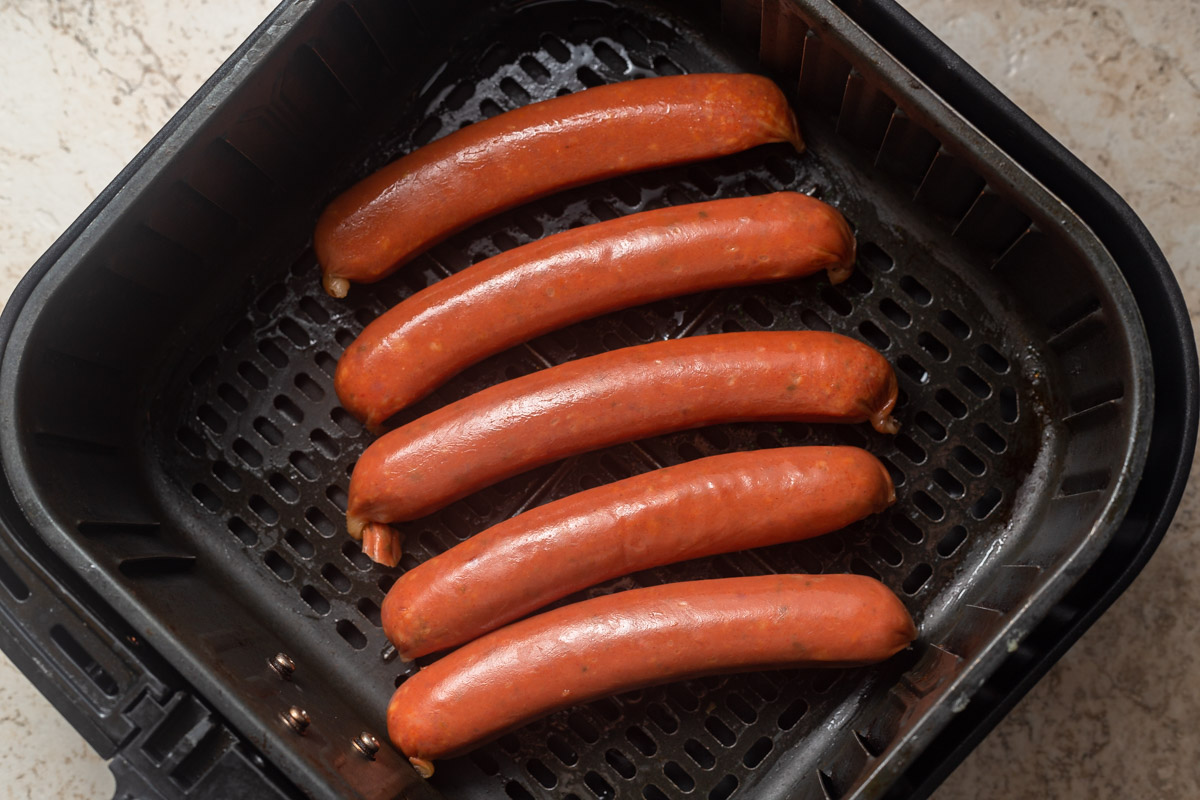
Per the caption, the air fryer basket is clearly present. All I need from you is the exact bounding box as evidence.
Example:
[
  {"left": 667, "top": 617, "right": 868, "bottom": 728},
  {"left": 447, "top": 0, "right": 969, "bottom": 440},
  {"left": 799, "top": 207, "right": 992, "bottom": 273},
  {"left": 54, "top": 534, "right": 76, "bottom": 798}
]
[{"left": 0, "top": 1, "right": 1153, "bottom": 799}]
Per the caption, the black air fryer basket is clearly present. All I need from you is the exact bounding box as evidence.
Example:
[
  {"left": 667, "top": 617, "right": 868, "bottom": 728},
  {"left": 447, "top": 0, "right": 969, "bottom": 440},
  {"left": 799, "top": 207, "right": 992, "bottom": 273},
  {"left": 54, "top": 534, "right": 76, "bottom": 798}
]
[{"left": 0, "top": 1, "right": 1194, "bottom": 799}]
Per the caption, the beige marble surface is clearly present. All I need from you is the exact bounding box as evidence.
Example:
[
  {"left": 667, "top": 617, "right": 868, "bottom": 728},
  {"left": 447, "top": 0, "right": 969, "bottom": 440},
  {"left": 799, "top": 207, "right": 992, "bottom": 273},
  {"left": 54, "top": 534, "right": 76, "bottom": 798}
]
[{"left": 0, "top": 0, "right": 1197, "bottom": 798}]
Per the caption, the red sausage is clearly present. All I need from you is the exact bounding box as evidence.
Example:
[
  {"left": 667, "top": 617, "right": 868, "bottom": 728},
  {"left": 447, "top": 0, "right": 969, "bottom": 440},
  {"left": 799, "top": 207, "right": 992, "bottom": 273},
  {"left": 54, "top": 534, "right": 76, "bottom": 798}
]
[
  {"left": 382, "top": 446, "right": 893, "bottom": 659},
  {"left": 314, "top": 74, "right": 803, "bottom": 297},
  {"left": 337, "top": 192, "right": 855, "bottom": 428},
  {"left": 347, "top": 331, "right": 898, "bottom": 565},
  {"left": 388, "top": 574, "right": 916, "bottom": 775}
]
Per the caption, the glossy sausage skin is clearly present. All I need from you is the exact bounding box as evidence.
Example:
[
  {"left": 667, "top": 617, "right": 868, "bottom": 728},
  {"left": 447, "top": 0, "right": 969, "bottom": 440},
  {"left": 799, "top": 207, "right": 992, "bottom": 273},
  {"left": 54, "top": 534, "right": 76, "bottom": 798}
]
[
  {"left": 346, "top": 331, "right": 898, "bottom": 564},
  {"left": 388, "top": 574, "right": 916, "bottom": 774},
  {"left": 314, "top": 74, "right": 804, "bottom": 297},
  {"left": 337, "top": 192, "right": 855, "bottom": 428},
  {"left": 383, "top": 446, "right": 894, "bottom": 659}
]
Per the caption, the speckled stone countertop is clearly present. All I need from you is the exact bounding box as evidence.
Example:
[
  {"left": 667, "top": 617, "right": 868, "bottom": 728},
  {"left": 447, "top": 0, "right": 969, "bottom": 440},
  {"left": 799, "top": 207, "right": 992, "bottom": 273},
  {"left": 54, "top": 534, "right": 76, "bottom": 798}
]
[{"left": 1, "top": 1, "right": 1197, "bottom": 798}]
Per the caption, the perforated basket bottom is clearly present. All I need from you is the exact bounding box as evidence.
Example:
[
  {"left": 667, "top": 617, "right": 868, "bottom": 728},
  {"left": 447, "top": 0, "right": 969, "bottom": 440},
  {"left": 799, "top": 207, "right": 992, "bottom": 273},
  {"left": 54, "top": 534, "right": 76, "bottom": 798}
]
[{"left": 158, "top": 3, "right": 1053, "bottom": 798}]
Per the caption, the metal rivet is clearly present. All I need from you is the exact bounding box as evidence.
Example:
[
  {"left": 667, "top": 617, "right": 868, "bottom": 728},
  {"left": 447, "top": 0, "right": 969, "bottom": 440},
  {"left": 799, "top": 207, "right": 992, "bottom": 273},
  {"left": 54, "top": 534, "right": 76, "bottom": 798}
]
[
  {"left": 282, "top": 706, "right": 310, "bottom": 734},
  {"left": 269, "top": 652, "right": 295, "bottom": 679},
  {"left": 352, "top": 732, "right": 380, "bottom": 760}
]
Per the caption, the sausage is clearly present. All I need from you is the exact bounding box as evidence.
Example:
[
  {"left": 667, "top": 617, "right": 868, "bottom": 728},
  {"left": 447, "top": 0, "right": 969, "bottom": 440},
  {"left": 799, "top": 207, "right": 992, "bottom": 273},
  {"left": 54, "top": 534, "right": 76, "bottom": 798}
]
[
  {"left": 348, "top": 331, "right": 899, "bottom": 566},
  {"left": 383, "top": 446, "right": 894, "bottom": 659},
  {"left": 337, "top": 192, "right": 855, "bottom": 428},
  {"left": 314, "top": 74, "right": 804, "bottom": 297},
  {"left": 388, "top": 573, "right": 916, "bottom": 775}
]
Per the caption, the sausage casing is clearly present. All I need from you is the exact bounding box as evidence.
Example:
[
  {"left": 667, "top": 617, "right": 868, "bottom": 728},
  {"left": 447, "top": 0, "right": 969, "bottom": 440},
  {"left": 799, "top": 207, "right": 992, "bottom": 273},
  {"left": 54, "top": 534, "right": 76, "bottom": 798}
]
[
  {"left": 314, "top": 74, "right": 803, "bottom": 296},
  {"left": 388, "top": 574, "right": 916, "bottom": 774},
  {"left": 383, "top": 446, "right": 894, "bottom": 659},
  {"left": 337, "top": 192, "right": 855, "bottom": 428}
]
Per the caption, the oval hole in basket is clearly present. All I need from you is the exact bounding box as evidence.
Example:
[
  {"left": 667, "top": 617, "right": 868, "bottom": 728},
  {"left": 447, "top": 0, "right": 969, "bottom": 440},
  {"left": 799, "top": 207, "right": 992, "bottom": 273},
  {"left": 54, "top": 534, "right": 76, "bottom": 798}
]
[
  {"left": 278, "top": 317, "right": 310, "bottom": 348},
  {"left": 879, "top": 298, "right": 910, "bottom": 327},
  {"left": 777, "top": 697, "right": 808, "bottom": 730},
  {"left": 912, "top": 491, "right": 944, "bottom": 521},
  {"left": 970, "top": 487, "right": 1003, "bottom": 519},
  {"left": 937, "top": 525, "right": 969, "bottom": 557},
  {"left": 797, "top": 308, "right": 829, "bottom": 332},
  {"left": 306, "top": 507, "right": 336, "bottom": 538},
  {"left": 935, "top": 389, "right": 968, "bottom": 418},
  {"left": 300, "top": 585, "right": 329, "bottom": 615},
  {"left": 667, "top": 683, "right": 699, "bottom": 712},
  {"left": 899, "top": 275, "right": 933, "bottom": 305},
  {"left": 850, "top": 557, "right": 881, "bottom": 581},
  {"left": 294, "top": 372, "right": 324, "bottom": 400},
  {"left": 470, "top": 750, "right": 499, "bottom": 776},
  {"left": 568, "top": 712, "right": 599, "bottom": 743},
  {"left": 238, "top": 362, "right": 268, "bottom": 390},
  {"left": 322, "top": 563, "right": 351, "bottom": 593},
  {"left": 606, "top": 748, "right": 638, "bottom": 778},
  {"left": 257, "top": 338, "right": 288, "bottom": 368},
  {"left": 647, "top": 704, "right": 678, "bottom": 734},
  {"left": 918, "top": 331, "right": 950, "bottom": 361},
  {"left": 743, "top": 736, "right": 774, "bottom": 768},
  {"left": 953, "top": 445, "right": 986, "bottom": 475},
  {"left": 664, "top": 762, "right": 694, "bottom": 792},
  {"left": 683, "top": 739, "right": 715, "bottom": 770},
  {"left": 710, "top": 775, "right": 739, "bottom": 800},
  {"left": 526, "top": 758, "right": 557, "bottom": 788},
  {"left": 289, "top": 451, "right": 319, "bottom": 480},
  {"left": 902, "top": 562, "right": 933, "bottom": 594},
  {"left": 314, "top": 350, "right": 337, "bottom": 378},
  {"left": 177, "top": 426, "right": 206, "bottom": 456},
  {"left": 212, "top": 461, "right": 241, "bottom": 491},
  {"left": 977, "top": 343, "right": 1011, "bottom": 373},
  {"left": 576, "top": 66, "right": 606, "bottom": 88},
  {"left": 857, "top": 241, "right": 894, "bottom": 273},
  {"left": 933, "top": 468, "right": 965, "bottom": 498},
  {"left": 653, "top": 54, "right": 684, "bottom": 75},
  {"left": 820, "top": 287, "right": 852, "bottom": 316},
  {"left": 626, "top": 725, "right": 657, "bottom": 756},
  {"left": 547, "top": 734, "right": 578, "bottom": 765},
  {"left": 283, "top": 529, "right": 313, "bottom": 558},
  {"left": 263, "top": 550, "right": 293, "bottom": 581},
  {"left": 704, "top": 715, "right": 736, "bottom": 746},
  {"left": 344, "top": 542, "right": 373, "bottom": 572},
  {"left": 938, "top": 309, "right": 971, "bottom": 339},
  {"left": 957, "top": 366, "right": 992, "bottom": 398},
  {"left": 274, "top": 395, "right": 304, "bottom": 424},
  {"left": 253, "top": 417, "right": 283, "bottom": 446},
  {"left": 227, "top": 516, "right": 257, "bottom": 546},
  {"left": 891, "top": 515, "right": 923, "bottom": 544},
  {"left": 217, "top": 383, "right": 247, "bottom": 412},
  {"left": 870, "top": 536, "right": 903, "bottom": 566},
  {"left": 896, "top": 355, "right": 929, "bottom": 384},
  {"left": 336, "top": 619, "right": 367, "bottom": 650},
  {"left": 326, "top": 485, "right": 349, "bottom": 512},
  {"left": 234, "top": 438, "right": 263, "bottom": 467},
  {"left": 590, "top": 696, "right": 622, "bottom": 722},
  {"left": 269, "top": 474, "right": 299, "bottom": 503},
  {"left": 593, "top": 41, "right": 629, "bottom": 76},
  {"left": 248, "top": 495, "right": 277, "bottom": 524},
  {"left": 743, "top": 297, "right": 775, "bottom": 328},
  {"left": 858, "top": 320, "right": 890, "bottom": 350},
  {"left": 974, "top": 422, "right": 1007, "bottom": 453},
  {"left": 894, "top": 433, "right": 926, "bottom": 464},
  {"left": 914, "top": 411, "right": 946, "bottom": 441},
  {"left": 309, "top": 429, "right": 337, "bottom": 459},
  {"left": 519, "top": 54, "right": 550, "bottom": 83},
  {"left": 999, "top": 386, "right": 1019, "bottom": 422},
  {"left": 726, "top": 694, "right": 757, "bottom": 724}
]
